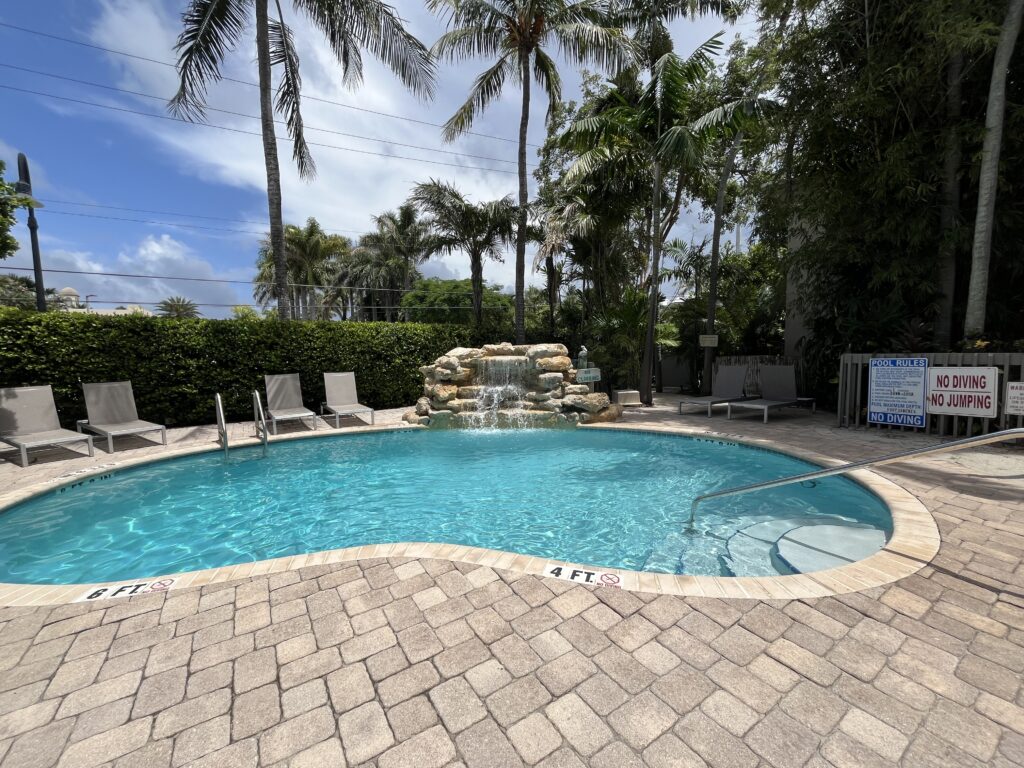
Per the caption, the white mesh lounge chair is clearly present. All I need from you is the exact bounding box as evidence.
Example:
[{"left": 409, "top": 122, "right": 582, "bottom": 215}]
[
  {"left": 78, "top": 381, "right": 167, "bottom": 453},
  {"left": 321, "top": 372, "right": 374, "bottom": 427},
  {"left": 265, "top": 373, "right": 317, "bottom": 434},
  {"left": 726, "top": 365, "right": 816, "bottom": 423},
  {"left": 0, "top": 385, "right": 94, "bottom": 467},
  {"left": 678, "top": 364, "right": 750, "bottom": 417}
]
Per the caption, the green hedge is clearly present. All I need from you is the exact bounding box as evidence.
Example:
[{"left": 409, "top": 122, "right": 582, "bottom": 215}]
[{"left": 0, "top": 310, "right": 470, "bottom": 427}]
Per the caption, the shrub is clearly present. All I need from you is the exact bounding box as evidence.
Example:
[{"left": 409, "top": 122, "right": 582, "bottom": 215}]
[{"left": 0, "top": 309, "right": 470, "bottom": 426}]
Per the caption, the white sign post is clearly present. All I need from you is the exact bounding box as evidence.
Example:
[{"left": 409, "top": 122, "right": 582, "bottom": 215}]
[
  {"left": 867, "top": 358, "right": 928, "bottom": 427},
  {"left": 699, "top": 334, "right": 719, "bottom": 348},
  {"left": 1005, "top": 381, "right": 1024, "bottom": 417},
  {"left": 926, "top": 367, "right": 999, "bottom": 418}
]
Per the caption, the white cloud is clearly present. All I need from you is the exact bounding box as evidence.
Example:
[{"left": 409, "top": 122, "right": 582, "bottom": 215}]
[
  {"left": 75, "top": 1, "right": 752, "bottom": 295},
  {"left": 4, "top": 233, "right": 248, "bottom": 317}
]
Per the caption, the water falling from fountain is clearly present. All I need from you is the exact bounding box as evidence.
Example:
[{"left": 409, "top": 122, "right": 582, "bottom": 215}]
[{"left": 469, "top": 356, "right": 531, "bottom": 429}]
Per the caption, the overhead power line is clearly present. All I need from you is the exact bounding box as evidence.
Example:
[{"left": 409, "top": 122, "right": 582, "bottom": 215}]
[
  {"left": 0, "top": 21, "right": 542, "bottom": 148},
  {"left": 0, "top": 265, "right": 527, "bottom": 299},
  {"left": 0, "top": 62, "right": 531, "bottom": 167},
  {"left": 0, "top": 84, "right": 518, "bottom": 175}
]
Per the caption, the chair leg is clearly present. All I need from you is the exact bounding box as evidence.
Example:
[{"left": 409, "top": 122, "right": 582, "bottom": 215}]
[
  {"left": 335, "top": 414, "right": 340, "bottom": 429},
  {"left": 86, "top": 437, "right": 94, "bottom": 458},
  {"left": 370, "top": 411, "right": 375, "bottom": 425},
  {"left": 161, "top": 427, "right": 167, "bottom": 445},
  {"left": 727, "top": 405, "right": 732, "bottom": 420},
  {"left": 19, "top": 446, "right": 27, "bottom": 467},
  {"left": 107, "top": 435, "right": 114, "bottom": 453},
  {"left": 763, "top": 409, "right": 769, "bottom": 424}
]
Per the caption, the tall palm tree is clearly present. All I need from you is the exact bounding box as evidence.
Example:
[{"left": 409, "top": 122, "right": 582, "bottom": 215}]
[
  {"left": 964, "top": 0, "right": 1024, "bottom": 336},
  {"left": 429, "top": 0, "right": 632, "bottom": 343},
  {"left": 562, "top": 38, "right": 733, "bottom": 404},
  {"left": 254, "top": 218, "right": 351, "bottom": 319},
  {"left": 156, "top": 296, "right": 201, "bottom": 318},
  {"left": 410, "top": 180, "right": 517, "bottom": 329},
  {"left": 358, "top": 204, "right": 435, "bottom": 295},
  {"left": 169, "top": 0, "right": 435, "bottom": 320}
]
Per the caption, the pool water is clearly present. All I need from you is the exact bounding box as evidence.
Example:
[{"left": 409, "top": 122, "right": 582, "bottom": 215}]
[{"left": 0, "top": 429, "right": 892, "bottom": 584}]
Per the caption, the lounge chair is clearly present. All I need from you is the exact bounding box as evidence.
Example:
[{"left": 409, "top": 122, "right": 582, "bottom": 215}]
[
  {"left": 678, "top": 364, "right": 750, "bottom": 417},
  {"left": 78, "top": 381, "right": 167, "bottom": 453},
  {"left": 0, "top": 385, "right": 94, "bottom": 467},
  {"left": 265, "top": 373, "right": 317, "bottom": 434},
  {"left": 321, "top": 372, "right": 374, "bottom": 427},
  {"left": 726, "top": 365, "right": 816, "bottom": 423}
]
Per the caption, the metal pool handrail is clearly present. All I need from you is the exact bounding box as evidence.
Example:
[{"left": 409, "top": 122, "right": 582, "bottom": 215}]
[
  {"left": 252, "top": 390, "right": 268, "bottom": 456},
  {"left": 215, "top": 393, "right": 228, "bottom": 457},
  {"left": 687, "top": 428, "right": 1024, "bottom": 531}
]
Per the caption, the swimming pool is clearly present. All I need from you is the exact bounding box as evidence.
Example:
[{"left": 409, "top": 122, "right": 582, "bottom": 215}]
[{"left": 0, "top": 429, "right": 892, "bottom": 585}]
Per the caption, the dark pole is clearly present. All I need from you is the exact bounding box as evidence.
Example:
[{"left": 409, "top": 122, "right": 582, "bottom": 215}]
[{"left": 16, "top": 153, "right": 46, "bottom": 312}]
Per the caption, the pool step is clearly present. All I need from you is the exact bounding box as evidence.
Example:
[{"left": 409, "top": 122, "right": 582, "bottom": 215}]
[{"left": 722, "top": 515, "right": 883, "bottom": 577}]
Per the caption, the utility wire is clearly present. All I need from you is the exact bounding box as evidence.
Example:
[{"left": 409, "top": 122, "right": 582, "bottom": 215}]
[
  {"left": 0, "top": 62, "right": 531, "bottom": 167},
  {"left": 0, "top": 265, "right": 525, "bottom": 298},
  {"left": 0, "top": 21, "right": 542, "bottom": 148},
  {"left": 0, "top": 84, "right": 518, "bottom": 175}
]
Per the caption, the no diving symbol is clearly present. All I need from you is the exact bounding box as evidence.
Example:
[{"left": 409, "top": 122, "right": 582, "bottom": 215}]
[{"left": 599, "top": 573, "right": 620, "bottom": 587}]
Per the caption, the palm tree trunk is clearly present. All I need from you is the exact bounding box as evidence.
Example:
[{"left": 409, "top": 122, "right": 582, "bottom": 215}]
[
  {"left": 255, "top": 0, "right": 290, "bottom": 321},
  {"left": 639, "top": 158, "right": 663, "bottom": 405},
  {"left": 964, "top": 0, "right": 1023, "bottom": 337},
  {"left": 514, "top": 49, "right": 531, "bottom": 344},
  {"left": 702, "top": 130, "right": 744, "bottom": 395},
  {"left": 935, "top": 52, "right": 962, "bottom": 349},
  {"left": 470, "top": 250, "right": 484, "bottom": 329},
  {"left": 545, "top": 255, "right": 556, "bottom": 339}
]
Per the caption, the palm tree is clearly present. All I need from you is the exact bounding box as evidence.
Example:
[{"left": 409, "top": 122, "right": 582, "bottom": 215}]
[
  {"left": 255, "top": 218, "right": 352, "bottom": 319},
  {"left": 429, "top": 0, "right": 632, "bottom": 343},
  {"left": 156, "top": 296, "right": 200, "bottom": 318},
  {"left": 358, "top": 204, "right": 434, "bottom": 295},
  {"left": 169, "top": 0, "right": 435, "bottom": 320},
  {"left": 410, "top": 180, "right": 517, "bottom": 329},
  {"left": 562, "top": 38, "right": 734, "bottom": 404},
  {"left": 964, "top": 0, "right": 1024, "bottom": 336},
  {"left": 347, "top": 239, "right": 410, "bottom": 321}
]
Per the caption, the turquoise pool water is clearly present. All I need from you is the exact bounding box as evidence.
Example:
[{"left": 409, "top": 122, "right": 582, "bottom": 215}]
[{"left": 0, "top": 429, "right": 892, "bottom": 584}]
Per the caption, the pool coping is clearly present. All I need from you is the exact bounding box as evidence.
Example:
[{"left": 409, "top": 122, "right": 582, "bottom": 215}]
[{"left": 0, "top": 422, "right": 941, "bottom": 606}]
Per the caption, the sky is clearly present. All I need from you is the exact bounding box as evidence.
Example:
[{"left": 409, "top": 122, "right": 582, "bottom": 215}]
[{"left": 0, "top": 1, "right": 753, "bottom": 317}]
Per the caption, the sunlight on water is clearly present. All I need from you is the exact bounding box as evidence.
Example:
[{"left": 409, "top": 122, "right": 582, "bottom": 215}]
[{"left": 0, "top": 430, "right": 892, "bottom": 584}]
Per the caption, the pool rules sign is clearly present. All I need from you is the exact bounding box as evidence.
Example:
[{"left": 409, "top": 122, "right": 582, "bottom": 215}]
[
  {"left": 868, "top": 358, "right": 928, "bottom": 427},
  {"left": 927, "top": 367, "right": 999, "bottom": 418}
]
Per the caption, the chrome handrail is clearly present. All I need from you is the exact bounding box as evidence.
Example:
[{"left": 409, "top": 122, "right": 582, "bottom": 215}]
[
  {"left": 687, "top": 428, "right": 1024, "bottom": 531},
  {"left": 253, "top": 390, "right": 269, "bottom": 456},
  {"left": 215, "top": 393, "right": 228, "bottom": 457}
]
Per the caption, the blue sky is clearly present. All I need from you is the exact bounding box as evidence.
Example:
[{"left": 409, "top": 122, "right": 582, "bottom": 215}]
[{"left": 1, "top": 1, "right": 749, "bottom": 317}]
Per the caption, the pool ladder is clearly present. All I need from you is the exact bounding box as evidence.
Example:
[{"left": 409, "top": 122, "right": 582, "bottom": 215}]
[
  {"left": 253, "top": 390, "right": 269, "bottom": 457},
  {"left": 215, "top": 393, "right": 229, "bottom": 457},
  {"left": 687, "top": 427, "right": 1024, "bottom": 531}
]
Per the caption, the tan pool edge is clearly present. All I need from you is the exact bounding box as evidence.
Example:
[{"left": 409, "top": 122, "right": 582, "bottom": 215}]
[{"left": 0, "top": 423, "right": 940, "bottom": 606}]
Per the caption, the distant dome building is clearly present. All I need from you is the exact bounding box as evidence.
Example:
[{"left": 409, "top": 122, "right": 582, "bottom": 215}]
[{"left": 57, "top": 287, "right": 81, "bottom": 308}]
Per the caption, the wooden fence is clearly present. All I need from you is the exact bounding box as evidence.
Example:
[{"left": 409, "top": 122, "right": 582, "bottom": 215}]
[{"left": 837, "top": 352, "right": 1024, "bottom": 436}]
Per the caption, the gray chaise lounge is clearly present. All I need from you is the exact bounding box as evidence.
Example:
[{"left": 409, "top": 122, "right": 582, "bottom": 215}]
[
  {"left": 265, "top": 373, "right": 317, "bottom": 434},
  {"left": 78, "top": 381, "right": 167, "bottom": 453},
  {"left": 322, "top": 372, "right": 374, "bottom": 427},
  {"left": 0, "top": 385, "right": 94, "bottom": 467},
  {"left": 726, "top": 365, "right": 816, "bottom": 423},
  {"left": 678, "top": 364, "right": 750, "bottom": 417}
]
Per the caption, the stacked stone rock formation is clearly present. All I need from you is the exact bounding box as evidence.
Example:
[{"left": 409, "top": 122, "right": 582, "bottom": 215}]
[{"left": 404, "top": 343, "right": 623, "bottom": 428}]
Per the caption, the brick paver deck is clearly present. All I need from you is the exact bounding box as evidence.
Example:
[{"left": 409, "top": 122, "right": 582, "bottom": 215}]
[{"left": 0, "top": 397, "right": 1022, "bottom": 767}]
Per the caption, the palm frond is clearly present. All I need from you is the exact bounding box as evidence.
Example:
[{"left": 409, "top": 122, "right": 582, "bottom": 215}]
[
  {"left": 169, "top": 0, "right": 250, "bottom": 120},
  {"left": 269, "top": 10, "right": 315, "bottom": 179},
  {"left": 532, "top": 48, "right": 563, "bottom": 120},
  {"left": 431, "top": 25, "right": 506, "bottom": 61},
  {"left": 553, "top": 22, "right": 635, "bottom": 73},
  {"left": 441, "top": 53, "right": 515, "bottom": 141},
  {"left": 295, "top": 0, "right": 436, "bottom": 99}
]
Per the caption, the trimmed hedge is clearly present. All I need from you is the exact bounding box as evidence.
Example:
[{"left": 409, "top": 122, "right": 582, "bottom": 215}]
[{"left": 0, "top": 310, "right": 470, "bottom": 427}]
